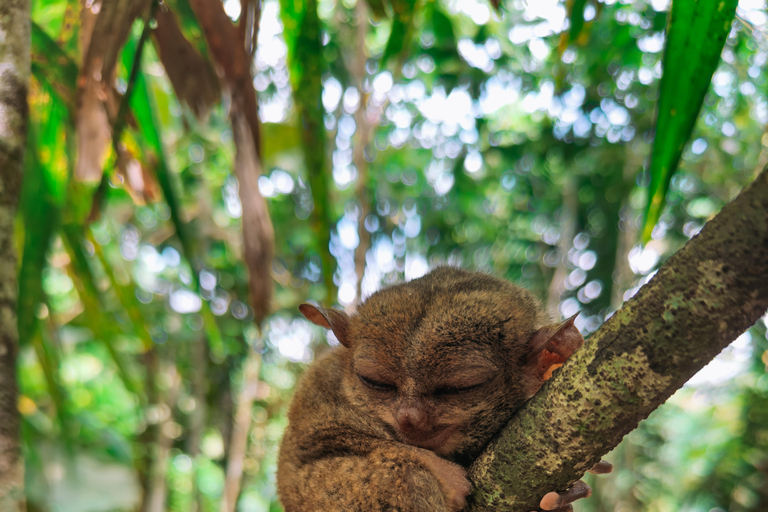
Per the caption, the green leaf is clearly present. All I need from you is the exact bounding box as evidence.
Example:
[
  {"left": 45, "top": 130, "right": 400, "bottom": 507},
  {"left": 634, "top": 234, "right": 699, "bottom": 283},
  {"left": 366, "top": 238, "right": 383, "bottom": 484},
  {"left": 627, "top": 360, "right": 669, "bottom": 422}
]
[
  {"left": 642, "top": 0, "right": 738, "bottom": 242},
  {"left": 423, "top": 3, "right": 461, "bottom": 93},
  {"left": 429, "top": 3, "right": 455, "bottom": 44},
  {"left": 30, "top": 21, "right": 78, "bottom": 113},
  {"left": 18, "top": 97, "right": 68, "bottom": 347},
  {"left": 568, "top": 0, "right": 588, "bottom": 43},
  {"left": 31, "top": 326, "right": 73, "bottom": 449},
  {"left": 18, "top": 99, "right": 72, "bottom": 448},
  {"left": 381, "top": 0, "right": 422, "bottom": 69},
  {"left": 365, "top": 0, "right": 391, "bottom": 19}
]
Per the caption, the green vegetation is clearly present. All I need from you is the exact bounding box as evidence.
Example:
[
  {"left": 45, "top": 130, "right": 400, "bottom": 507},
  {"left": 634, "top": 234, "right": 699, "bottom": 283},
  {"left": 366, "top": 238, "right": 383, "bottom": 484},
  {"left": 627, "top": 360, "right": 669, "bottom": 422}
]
[{"left": 16, "top": 0, "right": 768, "bottom": 510}]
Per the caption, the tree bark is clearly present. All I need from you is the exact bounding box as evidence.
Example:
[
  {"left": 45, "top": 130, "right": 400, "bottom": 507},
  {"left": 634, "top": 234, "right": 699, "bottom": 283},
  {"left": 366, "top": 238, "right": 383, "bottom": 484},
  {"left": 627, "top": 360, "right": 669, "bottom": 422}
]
[
  {"left": 467, "top": 167, "right": 768, "bottom": 511},
  {"left": 0, "top": 0, "right": 29, "bottom": 510}
]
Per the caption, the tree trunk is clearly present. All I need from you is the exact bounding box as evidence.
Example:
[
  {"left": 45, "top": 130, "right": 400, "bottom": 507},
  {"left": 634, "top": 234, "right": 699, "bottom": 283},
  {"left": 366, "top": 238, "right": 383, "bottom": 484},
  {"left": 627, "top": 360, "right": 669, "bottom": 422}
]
[
  {"left": 0, "top": 0, "right": 29, "bottom": 510},
  {"left": 467, "top": 167, "right": 768, "bottom": 511}
]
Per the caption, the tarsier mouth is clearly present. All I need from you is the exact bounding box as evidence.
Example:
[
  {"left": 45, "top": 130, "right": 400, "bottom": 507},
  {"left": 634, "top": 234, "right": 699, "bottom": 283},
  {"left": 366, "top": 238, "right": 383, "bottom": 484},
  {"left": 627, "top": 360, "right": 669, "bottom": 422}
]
[{"left": 399, "top": 424, "right": 459, "bottom": 451}]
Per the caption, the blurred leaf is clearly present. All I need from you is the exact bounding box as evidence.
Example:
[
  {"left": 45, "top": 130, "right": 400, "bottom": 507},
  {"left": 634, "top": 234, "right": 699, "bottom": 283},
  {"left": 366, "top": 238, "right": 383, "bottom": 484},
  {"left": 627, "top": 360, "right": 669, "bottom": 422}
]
[
  {"left": 232, "top": 114, "right": 275, "bottom": 324},
  {"left": 186, "top": 0, "right": 263, "bottom": 158},
  {"left": 642, "top": 0, "right": 738, "bottom": 242},
  {"left": 279, "top": 0, "right": 317, "bottom": 91},
  {"left": 568, "top": 0, "right": 588, "bottom": 44},
  {"left": 422, "top": 3, "right": 461, "bottom": 93},
  {"left": 75, "top": 0, "right": 151, "bottom": 182},
  {"left": 262, "top": 122, "right": 301, "bottom": 161},
  {"left": 18, "top": 99, "right": 68, "bottom": 347},
  {"left": 184, "top": 0, "right": 244, "bottom": 80},
  {"left": 381, "top": 0, "right": 421, "bottom": 69},
  {"left": 161, "top": 0, "right": 212, "bottom": 55},
  {"left": 30, "top": 22, "right": 78, "bottom": 113},
  {"left": 365, "top": 0, "right": 390, "bottom": 19},
  {"left": 429, "top": 3, "right": 455, "bottom": 43},
  {"left": 31, "top": 327, "right": 72, "bottom": 449},
  {"left": 18, "top": 99, "right": 73, "bottom": 449},
  {"left": 56, "top": 0, "right": 81, "bottom": 56},
  {"left": 152, "top": 7, "right": 221, "bottom": 120},
  {"left": 185, "top": 0, "right": 276, "bottom": 325}
]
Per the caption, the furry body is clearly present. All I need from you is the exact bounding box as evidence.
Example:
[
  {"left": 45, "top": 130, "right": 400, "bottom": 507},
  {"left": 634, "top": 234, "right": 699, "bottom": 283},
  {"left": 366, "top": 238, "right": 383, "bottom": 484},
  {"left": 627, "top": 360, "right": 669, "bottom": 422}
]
[{"left": 278, "top": 267, "right": 578, "bottom": 511}]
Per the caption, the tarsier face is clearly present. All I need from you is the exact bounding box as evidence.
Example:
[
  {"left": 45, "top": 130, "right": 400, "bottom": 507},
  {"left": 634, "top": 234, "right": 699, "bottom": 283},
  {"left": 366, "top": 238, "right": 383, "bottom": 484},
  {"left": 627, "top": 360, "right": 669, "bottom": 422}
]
[
  {"left": 348, "top": 340, "right": 509, "bottom": 461},
  {"left": 300, "top": 267, "right": 583, "bottom": 466}
]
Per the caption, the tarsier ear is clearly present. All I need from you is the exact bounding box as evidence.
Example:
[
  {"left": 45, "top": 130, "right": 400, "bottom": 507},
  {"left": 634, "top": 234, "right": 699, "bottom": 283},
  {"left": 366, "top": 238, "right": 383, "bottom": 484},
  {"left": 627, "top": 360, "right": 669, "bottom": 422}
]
[
  {"left": 525, "top": 313, "right": 584, "bottom": 383},
  {"left": 299, "top": 304, "right": 352, "bottom": 348}
]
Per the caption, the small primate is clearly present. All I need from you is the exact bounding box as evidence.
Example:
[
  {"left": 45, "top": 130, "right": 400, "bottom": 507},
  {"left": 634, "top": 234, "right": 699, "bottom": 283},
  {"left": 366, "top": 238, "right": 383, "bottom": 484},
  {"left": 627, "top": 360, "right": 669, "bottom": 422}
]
[{"left": 277, "top": 267, "right": 609, "bottom": 511}]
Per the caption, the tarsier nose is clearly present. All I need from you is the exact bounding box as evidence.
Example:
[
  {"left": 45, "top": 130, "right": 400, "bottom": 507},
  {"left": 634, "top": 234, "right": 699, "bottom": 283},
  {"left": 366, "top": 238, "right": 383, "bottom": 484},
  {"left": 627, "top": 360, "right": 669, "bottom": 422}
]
[{"left": 396, "top": 405, "right": 428, "bottom": 432}]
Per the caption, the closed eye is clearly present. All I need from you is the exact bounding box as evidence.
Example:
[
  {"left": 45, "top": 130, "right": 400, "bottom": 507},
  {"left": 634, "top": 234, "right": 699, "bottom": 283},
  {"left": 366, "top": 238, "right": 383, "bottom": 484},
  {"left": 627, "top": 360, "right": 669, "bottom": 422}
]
[
  {"left": 358, "top": 374, "right": 397, "bottom": 391},
  {"left": 434, "top": 382, "right": 485, "bottom": 397}
]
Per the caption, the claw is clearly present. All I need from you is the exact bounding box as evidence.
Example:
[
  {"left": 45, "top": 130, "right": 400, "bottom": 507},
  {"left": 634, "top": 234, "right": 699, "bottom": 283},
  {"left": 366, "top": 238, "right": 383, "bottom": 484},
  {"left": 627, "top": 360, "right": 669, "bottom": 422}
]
[{"left": 587, "top": 460, "right": 613, "bottom": 474}]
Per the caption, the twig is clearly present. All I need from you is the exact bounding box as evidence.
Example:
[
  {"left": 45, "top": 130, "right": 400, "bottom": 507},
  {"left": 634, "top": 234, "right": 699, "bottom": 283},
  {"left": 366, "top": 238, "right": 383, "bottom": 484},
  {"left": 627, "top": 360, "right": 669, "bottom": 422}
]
[
  {"left": 353, "top": 0, "right": 372, "bottom": 306},
  {"left": 188, "top": 335, "right": 208, "bottom": 512},
  {"left": 142, "top": 365, "right": 182, "bottom": 512},
  {"left": 220, "top": 348, "right": 262, "bottom": 512}
]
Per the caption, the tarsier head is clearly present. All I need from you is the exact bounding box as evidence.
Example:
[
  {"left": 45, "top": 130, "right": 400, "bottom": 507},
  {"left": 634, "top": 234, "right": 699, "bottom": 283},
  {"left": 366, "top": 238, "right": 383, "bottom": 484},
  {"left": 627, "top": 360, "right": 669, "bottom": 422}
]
[{"left": 300, "top": 267, "right": 584, "bottom": 466}]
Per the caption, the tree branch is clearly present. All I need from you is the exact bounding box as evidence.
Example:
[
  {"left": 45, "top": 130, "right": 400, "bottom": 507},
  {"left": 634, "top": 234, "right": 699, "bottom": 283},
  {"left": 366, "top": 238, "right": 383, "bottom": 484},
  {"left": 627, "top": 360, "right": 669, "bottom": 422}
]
[{"left": 467, "top": 167, "right": 768, "bottom": 511}]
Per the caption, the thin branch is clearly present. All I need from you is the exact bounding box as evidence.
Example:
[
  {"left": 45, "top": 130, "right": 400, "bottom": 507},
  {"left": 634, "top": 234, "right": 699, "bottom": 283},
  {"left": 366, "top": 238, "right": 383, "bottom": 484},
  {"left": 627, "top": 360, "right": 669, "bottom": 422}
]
[
  {"left": 353, "top": 0, "right": 372, "bottom": 305},
  {"left": 188, "top": 335, "right": 208, "bottom": 512},
  {"left": 143, "top": 366, "right": 182, "bottom": 512},
  {"left": 220, "top": 349, "right": 262, "bottom": 512}
]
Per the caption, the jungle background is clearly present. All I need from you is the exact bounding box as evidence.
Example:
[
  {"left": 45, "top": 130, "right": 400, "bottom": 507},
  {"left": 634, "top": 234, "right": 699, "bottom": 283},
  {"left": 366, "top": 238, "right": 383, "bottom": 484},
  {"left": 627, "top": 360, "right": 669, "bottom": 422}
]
[{"left": 15, "top": 0, "right": 768, "bottom": 510}]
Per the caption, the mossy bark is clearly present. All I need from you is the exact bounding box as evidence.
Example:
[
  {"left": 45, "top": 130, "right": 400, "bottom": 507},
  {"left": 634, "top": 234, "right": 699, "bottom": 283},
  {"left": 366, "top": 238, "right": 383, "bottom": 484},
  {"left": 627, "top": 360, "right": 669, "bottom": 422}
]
[
  {"left": 0, "top": 0, "right": 29, "bottom": 510},
  {"left": 467, "top": 168, "right": 768, "bottom": 511}
]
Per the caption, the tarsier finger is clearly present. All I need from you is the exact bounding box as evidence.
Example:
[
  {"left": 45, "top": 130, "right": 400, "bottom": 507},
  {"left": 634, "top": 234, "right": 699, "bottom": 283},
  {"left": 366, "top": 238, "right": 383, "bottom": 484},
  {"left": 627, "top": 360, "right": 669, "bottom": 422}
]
[
  {"left": 539, "top": 480, "right": 592, "bottom": 511},
  {"left": 587, "top": 459, "right": 613, "bottom": 474}
]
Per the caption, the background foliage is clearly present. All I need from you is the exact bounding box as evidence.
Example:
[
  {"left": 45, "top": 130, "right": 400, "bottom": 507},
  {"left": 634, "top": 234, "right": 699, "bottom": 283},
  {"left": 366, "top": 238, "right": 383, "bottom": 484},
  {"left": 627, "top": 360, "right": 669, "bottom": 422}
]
[{"left": 19, "top": 0, "right": 768, "bottom": 510}]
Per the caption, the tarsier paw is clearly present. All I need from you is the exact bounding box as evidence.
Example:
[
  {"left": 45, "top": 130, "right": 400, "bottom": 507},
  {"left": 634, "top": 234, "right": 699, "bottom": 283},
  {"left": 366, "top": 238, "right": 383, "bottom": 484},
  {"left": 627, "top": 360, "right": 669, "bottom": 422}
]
[
  {"left": 539, "top": 480, "right": 591, "bottom": 511},
  {"left": 538, "top": 460, "right": 612, "bottom": 511},
  {"left": 409, "top": 448, "right": 471, "bottom": 512}
]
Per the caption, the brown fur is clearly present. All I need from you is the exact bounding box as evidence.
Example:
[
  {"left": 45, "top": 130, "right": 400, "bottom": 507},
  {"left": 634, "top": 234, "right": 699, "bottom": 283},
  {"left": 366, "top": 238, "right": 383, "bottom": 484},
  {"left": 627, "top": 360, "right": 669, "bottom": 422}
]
[{"left": 278, "top": 267, "right": 582, "bottom": 512}]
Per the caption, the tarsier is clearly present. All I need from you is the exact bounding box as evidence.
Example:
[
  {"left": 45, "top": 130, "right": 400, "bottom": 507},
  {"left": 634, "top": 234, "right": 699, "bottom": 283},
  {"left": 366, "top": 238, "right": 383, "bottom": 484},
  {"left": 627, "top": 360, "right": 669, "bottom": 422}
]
[{"left": 277, "top": 267, "right": 610, "bottom": 511}]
